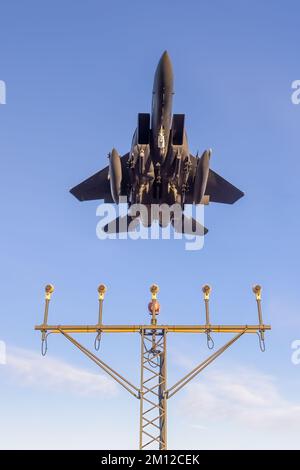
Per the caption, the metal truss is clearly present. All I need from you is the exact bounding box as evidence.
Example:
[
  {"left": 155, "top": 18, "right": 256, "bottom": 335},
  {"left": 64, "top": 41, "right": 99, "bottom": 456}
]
[{"left": 139, "top": 329, "right": 167, "bottom": 450}]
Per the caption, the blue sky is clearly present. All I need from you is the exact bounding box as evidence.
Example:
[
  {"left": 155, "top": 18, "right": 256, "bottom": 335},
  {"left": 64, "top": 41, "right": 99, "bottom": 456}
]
[{"left": 0, "top": 0, "right": 300, "bottom": 449}]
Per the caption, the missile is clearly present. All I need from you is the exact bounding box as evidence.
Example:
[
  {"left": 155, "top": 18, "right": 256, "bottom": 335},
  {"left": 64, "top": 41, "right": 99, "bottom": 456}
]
[
  {"left": 109, "top": 148, "right": 122, "bottom": 203},
  {"left": 193, "top": 149, "right": 211, "bottom": 204}
]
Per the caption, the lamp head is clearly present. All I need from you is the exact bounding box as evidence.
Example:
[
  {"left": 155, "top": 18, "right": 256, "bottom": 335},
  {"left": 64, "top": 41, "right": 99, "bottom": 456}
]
[
  {"left": 150, "top": 284, "right": 159, "bottom": 299},
  {"left": 45, "top": 284, "right": 54, "bottom": 300},
  {"left": 202, "top": 284, "right": 211, "bottom": 300},
  {"left": 252, "top": 284, "right": 262, "bottom": 300},
  {"left": 98, "top": 284, "right": 107, "bottom": 300}
]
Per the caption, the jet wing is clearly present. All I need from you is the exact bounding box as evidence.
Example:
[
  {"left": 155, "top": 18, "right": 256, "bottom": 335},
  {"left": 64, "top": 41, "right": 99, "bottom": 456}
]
[
  {"left": 70, "top": 153, "right": 130, "bottom": 202},
  {"left": 205, "top": 169, "right": 244, "bottom": 204}
]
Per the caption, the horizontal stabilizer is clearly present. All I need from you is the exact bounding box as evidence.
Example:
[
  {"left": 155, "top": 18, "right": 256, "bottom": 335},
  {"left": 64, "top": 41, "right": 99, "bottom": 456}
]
[
  {"left": 103, "top": 215, "right": 139, "bottom": 233},
  {"left": 171, "top": 215, "right": 208, "bottom": 236},
  {"left": 206, "top": 169, "right": 244, "bottom": 204}
]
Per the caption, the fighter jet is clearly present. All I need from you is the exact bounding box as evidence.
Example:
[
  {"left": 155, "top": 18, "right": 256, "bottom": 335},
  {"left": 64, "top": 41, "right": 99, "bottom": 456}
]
[{"left": 70, "top": 51, "right": 244, "bottom": 235}]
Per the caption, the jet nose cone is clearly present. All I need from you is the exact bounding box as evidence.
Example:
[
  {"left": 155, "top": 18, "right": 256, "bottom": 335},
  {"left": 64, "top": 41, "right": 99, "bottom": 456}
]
[{"left": 154, "top": 50, "right": 173, "bottom": 92}]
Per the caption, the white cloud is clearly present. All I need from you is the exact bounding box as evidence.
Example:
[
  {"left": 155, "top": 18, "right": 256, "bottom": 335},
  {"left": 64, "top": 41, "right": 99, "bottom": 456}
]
[
  {"left": 180, "top": 366, "right": 300, "bottom": 431},
  {"left": 4, "top": 346, "right": 117, "bottom": 397}
]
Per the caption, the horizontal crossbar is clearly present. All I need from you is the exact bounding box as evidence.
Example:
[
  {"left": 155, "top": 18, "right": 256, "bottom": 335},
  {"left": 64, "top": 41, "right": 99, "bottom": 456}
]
[{"left": 35, "top": 324, "right": 271, "bottom": 334}]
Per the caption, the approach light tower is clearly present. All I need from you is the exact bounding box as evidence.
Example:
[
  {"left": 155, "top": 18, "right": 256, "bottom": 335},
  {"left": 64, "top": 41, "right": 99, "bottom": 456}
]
[{"left": 35, "top": 283, "right": 270, "bottom": 450}]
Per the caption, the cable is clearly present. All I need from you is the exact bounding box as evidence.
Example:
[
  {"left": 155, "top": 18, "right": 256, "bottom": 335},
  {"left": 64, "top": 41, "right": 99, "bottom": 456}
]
[
  {"left": 206, "top": 331, "right": 214, "bottom": 350},
  {"left": 94, "top": 331, "right": 101, "bottom": 351},
  {"left": 257, "top": 332, "right": 266, "bottom": 352}
]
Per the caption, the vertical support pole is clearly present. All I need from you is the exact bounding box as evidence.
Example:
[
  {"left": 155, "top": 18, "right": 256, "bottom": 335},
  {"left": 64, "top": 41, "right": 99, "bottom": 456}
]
[
  {"left": 253, "top": 285, "right": 265, "bottom": 351},
  {"left": 202, "top": 285, "right": 214, "bottom": 349},
  {"left": 202, "top": 284, "right": 211, "bottom": 325},
  {"left": 150, "top": 284, "right": 159, "bottom": 351},
  {"left": 98, "top": 296, "right": 103, "bottom": 325},
  {"left": 43, "top": 284, "right": 54, "bottom": 326},
  {"left": 204, "top": 296, "right": 210, "bottom": 325},
  {"left": 95, "top": 284, "right": 106, "bottom": 351},
  {"left": 253, "top": 286, "right": 263, "bottom": 325},
  {"left": 41, "top": 284, "right": 54, "bottom": 356},
  {"left": 97, "top": 284, "right": 107, "bottom": 324},
  {"left": 43, "top": 298, "right": 50, "bottom": 327},
  {"left": 159, "top": 330, "right": 167, "bottom": 450},
  {"left": 139, "top": 328, "right": 145, "bottom": 450}
]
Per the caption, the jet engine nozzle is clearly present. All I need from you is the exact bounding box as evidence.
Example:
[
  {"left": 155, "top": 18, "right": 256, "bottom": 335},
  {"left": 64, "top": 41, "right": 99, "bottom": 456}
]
[{"left": 109, "top": 148, "right": 122, "bottom": 204}]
